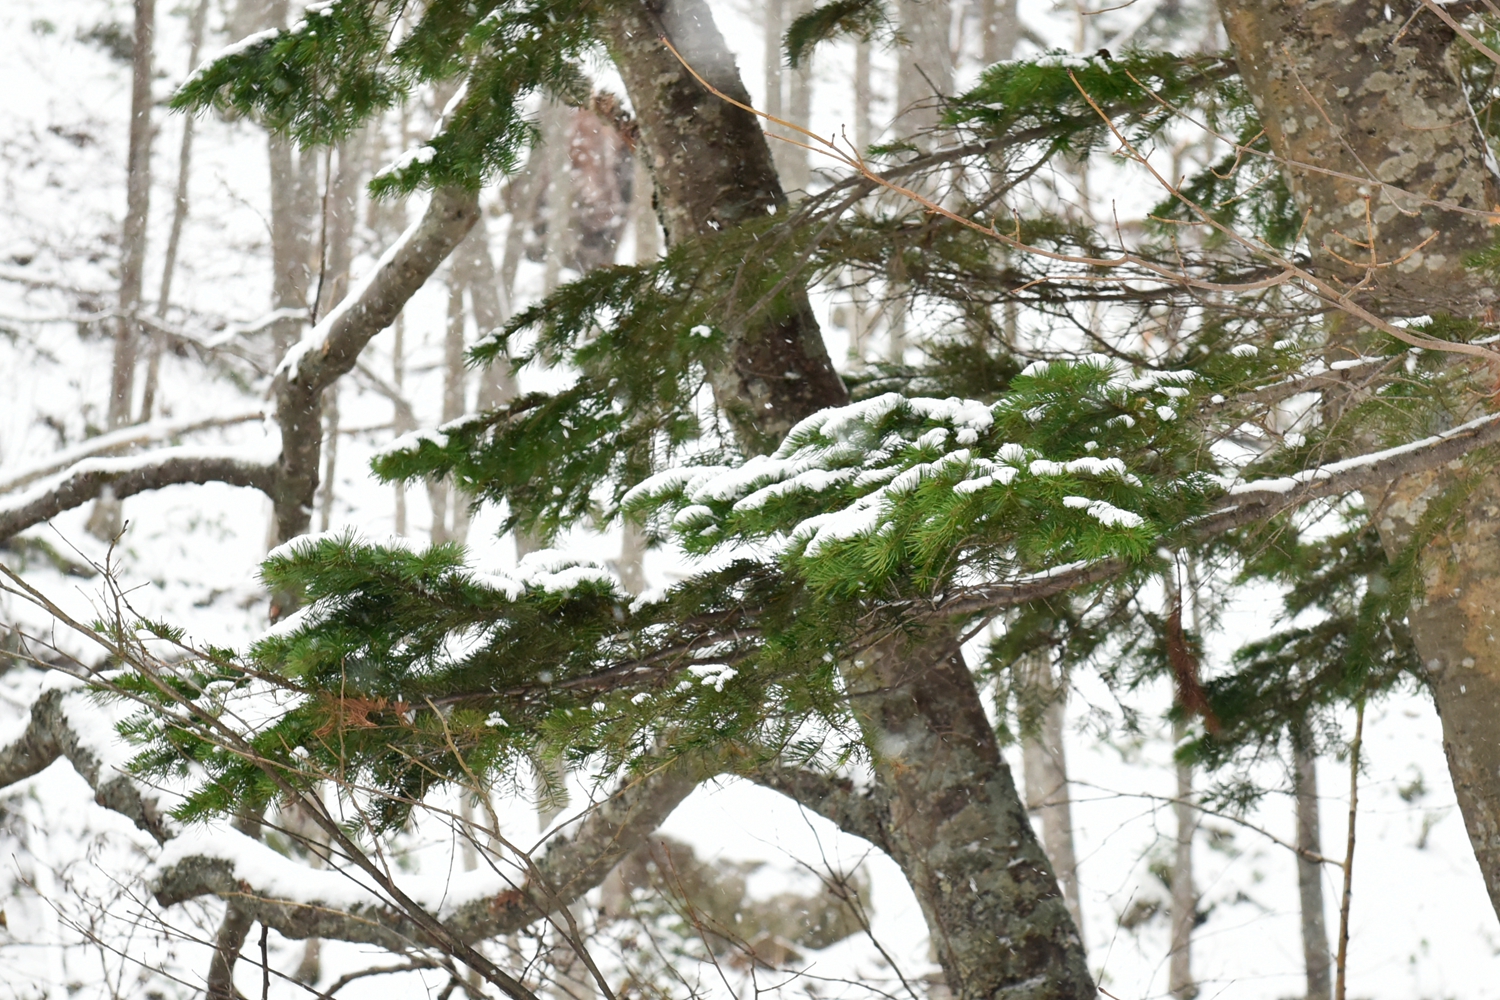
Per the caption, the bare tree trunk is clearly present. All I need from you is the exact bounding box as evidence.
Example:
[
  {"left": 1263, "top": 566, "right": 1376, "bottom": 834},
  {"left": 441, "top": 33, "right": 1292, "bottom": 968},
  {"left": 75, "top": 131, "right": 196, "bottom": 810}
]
[
  {"left": 140, "top": 0, "right": 210, "bottom": 423},
  {"left": 600, "top": 0, "right": 847, "bottom": 454},
  {"left": 392, "top": 313, "right": 410, "bottom": 535},
  {"left": 110, "top": 0, "right": 156, "bottom": 428},
  {"left": 1019, "top": 650, "right": 1083, "bottom": 937},
  {"left": 541, "top": 100, "right": 574, "bottom": 296},
  {"left": 630, "top": 153, "right": 661, "bottom": 265},
  {"left": 1218, "top": 0, "right": 1500, "bottom": 921},
  {"left": 310, "top": 139, "right": 360, "bottom": 535},
  {"left": 454, "top": 214, "right": 518, "bottom": 409},
  {"left": 1169, "top": 717, "right": 1196, "bottom": 1000},
  {"left": 854, "top": 38, "right": 873, "bottom": 154},
  {"left": 848, "top": 637, "right": 1095, "bottom": 999},
  {"left": 776, "top": 0, "right": 813, "bottom": 193},
  {"left": 894, "top": 0, "right": 953, "bottom": 137},
  {"left": 980, "top": 0, "right": 1018, "bottom": 63},
  {"left": 428, "top": 276, "right": 469, "bottom": 544},
  {"left": 1294, "top": 731, "right": 1331, "bottom": 1000},
  {"left": 316, "top": 385, "right": 339, "bottom": 532},
  {"left": 89, "top": 0, "right": 156, "bottom": 541},
  {"left": 763, "top": 0, "right": 785, "bottom": 125}
]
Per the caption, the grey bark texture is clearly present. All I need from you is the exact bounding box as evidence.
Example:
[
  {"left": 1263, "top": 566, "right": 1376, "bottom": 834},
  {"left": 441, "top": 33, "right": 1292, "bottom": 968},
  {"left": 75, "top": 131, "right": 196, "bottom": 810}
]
[
  {"left": 600, "top": 5, "right": 1092, "bottom": 994},
  {"left": 1019, "top": 650, "right": 1084, "bottom": 936},
  {"left": 894, "top": 0, "right": 953, "bottom": 139},
  {"left": 1217, "top": 0, "right": 1500, "bottom": 919},
  {"left": 846, "top": 636, "right": 1095, "bottom": 999},
  {"left": 1169, "top": 720, "right": 1196, "bottom": 999},
  {"left": 1294, "top": 736, "right": 1331, "bottom": 1000},
  {"left": 0, "top": 688, "right": 171, "bottom": 844},
  {"left": 153, "top": 760, "right": 707, "bottom": 949},
  {"left": 597, "top": 0, "right": 848, "bottom": 454},
  {"left": 268, "top": 185, "right": 480, "bottom": 552},
  {"left": 141, "top": 0, "right": 210, "bottom": 423},
  {"left": 109, "top": 0, "right": 156, "bottom": 430}
]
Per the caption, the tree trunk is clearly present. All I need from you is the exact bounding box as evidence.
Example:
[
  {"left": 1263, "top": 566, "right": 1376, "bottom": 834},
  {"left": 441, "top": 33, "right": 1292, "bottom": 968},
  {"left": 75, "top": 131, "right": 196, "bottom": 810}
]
[
  {"left": 597, "top": 0, "right": 848, "bottom": 454},
  {"left": 89, "top": 0, "right": 156, "bottom": 541},
  {"left": 1020, "top": 651, "right": 1084, "bottom": 937},
  {"left": 981, "top": 0, "right": 1019, "bottom": 64},
  {"left": 1218, "top": 0, "right": 1500, "bottom": 918},
  {"left": 846, "top": 636, "right": 1095, "bottom": 999},
  {"left": 1294, "top": 733, "right": 1331, "bottom": 1000},
  {"left": 141, "top": 0, "right": 210, "bottom": 423},
  {"left": 1169, "top": 719, "right": 1196, "bottom": 999},
  {"left": 111, "top": 0, "right": 156, "bottom": 428},
  {"left": 598, "top": 4, "right": 1091, "bottom": 993},
  {"left": 541, "top": 99, "right": 575, "bottom": 295},
  {"left": 895, "top": 0, "right": 953, "bottom": 137},
  {"left": 454, "top": 214, "right": 519, "bottom": 409}
]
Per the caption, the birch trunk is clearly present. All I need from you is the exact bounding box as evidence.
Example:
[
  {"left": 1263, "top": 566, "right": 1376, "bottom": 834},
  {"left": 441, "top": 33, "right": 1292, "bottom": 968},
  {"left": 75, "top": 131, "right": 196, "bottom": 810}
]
[{"left": 1218, "top": 0, "right": 1500, "bottom": 919}]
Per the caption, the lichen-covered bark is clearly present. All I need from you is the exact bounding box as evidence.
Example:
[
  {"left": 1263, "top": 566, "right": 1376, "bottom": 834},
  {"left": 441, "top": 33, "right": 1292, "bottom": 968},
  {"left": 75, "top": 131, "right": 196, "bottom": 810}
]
[
  {"left": 845, "top": 636, "right": 1094, "bottom": 1000},
  {"left": 1220, "top": 0, "right": 1496, "bottom": 317},
  {"left": 596, "top": 0, "right": 848, "bottom": 453},
  {"left": 1219, "top": 0, "right": 1500, "bottom": 916}
]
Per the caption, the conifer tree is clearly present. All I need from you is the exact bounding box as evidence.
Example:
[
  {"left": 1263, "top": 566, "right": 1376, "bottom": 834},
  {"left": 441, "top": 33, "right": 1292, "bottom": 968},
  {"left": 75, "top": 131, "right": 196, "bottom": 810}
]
[{"left": 15, "top": 0, "right": 1500, "bottom": 996}]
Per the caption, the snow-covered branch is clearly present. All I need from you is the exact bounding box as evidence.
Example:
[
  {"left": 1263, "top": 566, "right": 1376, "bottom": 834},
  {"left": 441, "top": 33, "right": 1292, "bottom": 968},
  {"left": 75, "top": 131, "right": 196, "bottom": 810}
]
[
  {"left": 1217, "top": 410, "right": 1500, "bottom": 512},
  {"left": 0, "top": 446, "right": 279, "bottom": 544},
  {"left": 0, "top": 685, "right": 171, "bottom": 843},
  {"left": 267, "top": 185, "right": 479, "bottom": 542},
  {"left": 152, "top": 760, "right": 705, "bottom": 947},
  {"left": 0, "top": 411, "right": 266, "bottom": 495},
  {"left": 273, "top": 186, "right": 479, "bottom": 399}
]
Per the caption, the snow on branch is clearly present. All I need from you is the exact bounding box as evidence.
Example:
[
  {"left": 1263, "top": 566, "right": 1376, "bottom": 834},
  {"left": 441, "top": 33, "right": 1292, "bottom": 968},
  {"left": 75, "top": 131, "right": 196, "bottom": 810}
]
[
  {"left": 0, "top": 410, "right": 266, "bottom": 495},
  {"left": 153, "top": 760, "right": 706, "bottom": 947},
  {"left": 0, "top": 683, "right": 172, "bottom": 843},
  {"left": 1220, "top": 410, "right": 1500, "bottom": 510},
  {"left": 273, "top": 186, "right": 479, "bottom": 399},
  {"left": 0, "top": 446, "right": 280, "bottom": 543}
]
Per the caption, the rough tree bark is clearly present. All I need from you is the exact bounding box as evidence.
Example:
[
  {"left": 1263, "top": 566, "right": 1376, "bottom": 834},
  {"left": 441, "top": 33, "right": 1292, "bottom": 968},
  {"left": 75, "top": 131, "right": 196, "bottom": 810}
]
[
  {"left": 598, "top": 0, "right": 848, "bottom": 454},
  {"left": 597, "top": 3, "right": 1090, "bottom": 993},
  {"left": 1218, "top": 0, "right": 1500, "bottom": 918},
  {"left": 848, "top": 637, "right": 1094, "bottom": 999}
]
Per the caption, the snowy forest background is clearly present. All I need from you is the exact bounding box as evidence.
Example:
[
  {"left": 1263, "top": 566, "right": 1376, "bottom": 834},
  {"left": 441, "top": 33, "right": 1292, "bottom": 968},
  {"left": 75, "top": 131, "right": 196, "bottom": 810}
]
[{"left": 0, "top": 0, "right": 1494, "bottom": 997}]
